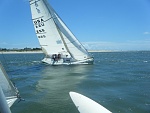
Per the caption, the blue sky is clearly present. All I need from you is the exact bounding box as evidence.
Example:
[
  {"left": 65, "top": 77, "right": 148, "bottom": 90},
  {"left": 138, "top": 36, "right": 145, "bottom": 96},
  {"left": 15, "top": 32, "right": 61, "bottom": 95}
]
[{"left": 0, "top": 0, "right": 150, "bottom": 50}]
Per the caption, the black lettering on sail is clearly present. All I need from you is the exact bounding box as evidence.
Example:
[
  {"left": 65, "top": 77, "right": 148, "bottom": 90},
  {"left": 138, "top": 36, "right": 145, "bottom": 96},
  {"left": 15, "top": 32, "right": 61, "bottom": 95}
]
[
  {"left": 37, "top": 20, "right": 40, "bottom": 23},
  {"left": 35, "top": 1, "right": 38, "bottom": 7},
  {"left": 41, "top": 18, "right": 44, "bottom": 22},
  {"left": 34, "top": 21, "right": 37, "bottom": 24},
  {"left": 41, "top": 23, "right": 44, "bottom": 26},
  {"left": 36, "top": 30, "right": 39, "bottom": 34},
  {"left": 36, "top": 29, "right": 46, "bottom": 34},
  {"left": 34, "top": 19, "right": 45, "bottom": 28},
  {"left": 38, "top": 35, "right": 46, "bottom": 38}
]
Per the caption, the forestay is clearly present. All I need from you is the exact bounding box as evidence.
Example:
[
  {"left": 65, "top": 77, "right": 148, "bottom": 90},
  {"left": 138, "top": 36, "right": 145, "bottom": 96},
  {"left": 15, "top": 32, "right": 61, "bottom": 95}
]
[{"left": 29, "top": 0, "right": 90, "bottom": 60}]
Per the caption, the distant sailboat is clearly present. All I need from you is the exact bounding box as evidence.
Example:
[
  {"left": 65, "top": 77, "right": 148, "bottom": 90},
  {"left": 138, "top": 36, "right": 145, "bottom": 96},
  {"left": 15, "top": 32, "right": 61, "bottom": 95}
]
[
  {"left": 29, "top": 0, "right": 94, "bottom": 65},
  {"left": 0, "top": 63, "right": 19, "bottom": 108}
]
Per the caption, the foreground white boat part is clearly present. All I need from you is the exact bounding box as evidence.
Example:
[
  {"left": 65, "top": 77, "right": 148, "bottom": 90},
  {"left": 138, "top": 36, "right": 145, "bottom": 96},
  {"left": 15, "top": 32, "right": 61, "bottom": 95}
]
[
  {"left": 0, "top": 63, "right": 19, "bottom": 108},
  {"left": 6, "top": 96, "right": 18, "bottom": 107},
  {"left": 0, "top": 87, "right": 11, "bottom": 113},
  {"left": 29, "top": 0, "right": 94, "bottom": 65},
  {"left": 69, "top": 92, "right": 112, "bottom": 113}
]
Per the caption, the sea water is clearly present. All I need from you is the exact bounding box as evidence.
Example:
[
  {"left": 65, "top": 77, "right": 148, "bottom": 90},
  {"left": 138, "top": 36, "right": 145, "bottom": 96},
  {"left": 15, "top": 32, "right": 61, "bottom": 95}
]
[{"left": 0, "top": 51, "right": 150, "bottom": 113}]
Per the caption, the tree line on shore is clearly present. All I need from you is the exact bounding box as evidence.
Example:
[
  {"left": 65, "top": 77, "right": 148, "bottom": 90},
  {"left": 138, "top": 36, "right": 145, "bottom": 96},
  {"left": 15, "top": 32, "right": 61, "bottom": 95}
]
[{"left": 0, "top": 47, "right": 42, "bottom": 52}]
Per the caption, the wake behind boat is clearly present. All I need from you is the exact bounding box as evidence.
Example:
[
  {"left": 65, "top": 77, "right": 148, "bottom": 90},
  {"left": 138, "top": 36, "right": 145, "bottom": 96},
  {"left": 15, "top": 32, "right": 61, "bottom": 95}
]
[{"left": 29, "top": 0, "right": 94, "bottom": 65}]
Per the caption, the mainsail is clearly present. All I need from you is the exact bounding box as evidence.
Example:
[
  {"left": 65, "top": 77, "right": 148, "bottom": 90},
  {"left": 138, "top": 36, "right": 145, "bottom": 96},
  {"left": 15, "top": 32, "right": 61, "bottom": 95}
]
[
  {"left": 29, "top": 0, "right": 91, "bottom": 61},
  {"left": 0, "top": 63, "right": 19, "bottom": 107}
]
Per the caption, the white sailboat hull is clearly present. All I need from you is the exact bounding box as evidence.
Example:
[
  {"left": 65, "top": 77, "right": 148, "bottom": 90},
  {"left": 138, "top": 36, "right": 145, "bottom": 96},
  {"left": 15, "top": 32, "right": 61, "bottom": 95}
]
[{"left": 42, "top": 57, "right": 94, "bottom": 65}]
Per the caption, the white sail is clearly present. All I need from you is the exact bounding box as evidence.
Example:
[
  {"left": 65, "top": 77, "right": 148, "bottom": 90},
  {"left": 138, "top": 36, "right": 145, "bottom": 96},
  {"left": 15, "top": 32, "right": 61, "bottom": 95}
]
[
  {"left": 29, "top": 0, "right": 68, "bottom": 55},
  {"left": 29, "top": 0, "right": 91, "bottom": 61},
  {"left": 0, "top": 63, "right": 18, "bottom": 107}
]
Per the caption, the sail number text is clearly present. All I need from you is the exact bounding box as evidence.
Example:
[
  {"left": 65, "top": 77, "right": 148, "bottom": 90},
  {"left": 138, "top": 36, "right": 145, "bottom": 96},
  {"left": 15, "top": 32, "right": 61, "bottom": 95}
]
[
  {"left": 38, "top": 35, "right": 46, "bottom": 38},
  {"left": 34, "top": 18, "right": 45, "bottom": 28}
]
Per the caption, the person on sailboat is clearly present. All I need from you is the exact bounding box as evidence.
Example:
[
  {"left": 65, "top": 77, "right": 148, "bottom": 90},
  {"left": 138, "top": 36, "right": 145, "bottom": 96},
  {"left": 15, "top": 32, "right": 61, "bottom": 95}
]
[
  {"left": 58, "top": 54, "right": 61, "bottom": 60},
  {"left": 52, "top": 54, "right": 56, "bottom": 61},
  {"left": 52, "top": 54, "right": 61, "bottom": 62}
]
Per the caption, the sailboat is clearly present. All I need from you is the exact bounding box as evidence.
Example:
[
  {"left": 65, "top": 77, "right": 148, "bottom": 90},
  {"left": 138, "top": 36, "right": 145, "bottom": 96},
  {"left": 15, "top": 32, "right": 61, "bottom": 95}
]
[
  {"left": 29, "top": 0, "right": 94, "bottom": 65},
  {"left": 0, "top": 62, "right": 19, "bottom": 108}
]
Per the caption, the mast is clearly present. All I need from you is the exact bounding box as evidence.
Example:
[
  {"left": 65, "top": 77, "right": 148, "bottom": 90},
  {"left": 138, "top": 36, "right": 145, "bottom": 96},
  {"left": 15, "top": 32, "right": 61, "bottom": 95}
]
[
  {"left": 44, "top": 0, "right": 90, "bottom": 60},
  {"left": 43, "top": 0, "right": 73, "bottom": 58},
  {"left": 55, "top": 23, "right": 74, "bottom": 59}
]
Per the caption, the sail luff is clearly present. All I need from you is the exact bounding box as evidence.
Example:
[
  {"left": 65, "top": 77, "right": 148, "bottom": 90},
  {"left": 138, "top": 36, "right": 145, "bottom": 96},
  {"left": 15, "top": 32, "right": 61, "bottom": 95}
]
[
  {"left": 43, "top": 1, "right": 75, "bottom": 58},
  {"left": 47, "top": 3, "right": 85, "bottom": 49},
  {"left": 47, "top": 3, "right": 80, "bottom": 59},
  {"left": 42, "top": 0, "right": 72, "bottom": 57}
]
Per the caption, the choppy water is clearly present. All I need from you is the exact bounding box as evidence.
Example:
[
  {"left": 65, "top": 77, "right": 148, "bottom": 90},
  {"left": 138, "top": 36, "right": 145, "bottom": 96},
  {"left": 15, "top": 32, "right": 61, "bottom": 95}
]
[{"left": 0, "top": 51, "right": 150, "bottom": 113}]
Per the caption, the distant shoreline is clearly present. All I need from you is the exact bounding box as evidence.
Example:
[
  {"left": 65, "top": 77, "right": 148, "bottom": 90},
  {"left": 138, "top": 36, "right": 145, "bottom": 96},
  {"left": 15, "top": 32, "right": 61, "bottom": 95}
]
[
  {"left": 88, "top": 50, "right": 115, "bottom": 52},
  {"left": 0, "top": 50, "right": 113, "bottom": 54},
  {"left": 0, "top": 51, "right": 43, "bottom": 54},
  {"left": 0, "top": 50, "right": 149, "bottom": 54}
]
